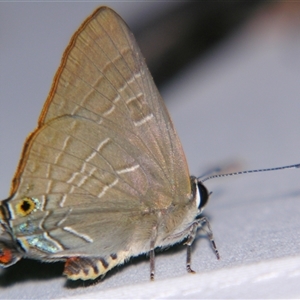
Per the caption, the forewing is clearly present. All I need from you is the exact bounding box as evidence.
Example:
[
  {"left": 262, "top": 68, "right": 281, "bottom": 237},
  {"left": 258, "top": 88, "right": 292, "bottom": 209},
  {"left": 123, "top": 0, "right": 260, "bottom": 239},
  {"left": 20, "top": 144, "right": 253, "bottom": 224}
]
[{"left": 7, "top": 7, "right": 191, "bottom": 257}]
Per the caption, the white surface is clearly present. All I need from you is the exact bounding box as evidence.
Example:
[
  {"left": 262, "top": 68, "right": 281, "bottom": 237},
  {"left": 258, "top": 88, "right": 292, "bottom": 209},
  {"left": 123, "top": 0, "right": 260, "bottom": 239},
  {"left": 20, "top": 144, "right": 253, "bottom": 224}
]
[
  {"left": 1, "top": 2, "right": 300, "bottom": 299},
  {"left": 59, "top": 256, "right": 300, "bottom": 299}
]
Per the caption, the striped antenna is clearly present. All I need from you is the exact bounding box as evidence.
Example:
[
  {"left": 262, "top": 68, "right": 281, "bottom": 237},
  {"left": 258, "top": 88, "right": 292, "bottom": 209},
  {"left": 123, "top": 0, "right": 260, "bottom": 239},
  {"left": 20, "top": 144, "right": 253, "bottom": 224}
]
[{"left": 200, "top": 163, "right": 300, "bottom": 183}]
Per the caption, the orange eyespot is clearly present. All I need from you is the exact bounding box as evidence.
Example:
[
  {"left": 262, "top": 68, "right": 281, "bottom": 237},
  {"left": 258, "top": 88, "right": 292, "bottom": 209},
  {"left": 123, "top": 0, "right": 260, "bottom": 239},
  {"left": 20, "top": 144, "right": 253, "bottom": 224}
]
[
  {"left": 15, "top": 197, "right": 37, "bottom": 216},
  {"left": 0, "top": 248, "right": 13, "bottom": 265}
]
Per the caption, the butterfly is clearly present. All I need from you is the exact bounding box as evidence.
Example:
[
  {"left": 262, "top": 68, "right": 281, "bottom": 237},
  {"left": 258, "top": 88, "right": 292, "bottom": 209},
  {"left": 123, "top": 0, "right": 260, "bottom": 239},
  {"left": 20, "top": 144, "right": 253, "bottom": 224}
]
[{"left": 0, "top": 6, "right": 219, "bottom": 281}]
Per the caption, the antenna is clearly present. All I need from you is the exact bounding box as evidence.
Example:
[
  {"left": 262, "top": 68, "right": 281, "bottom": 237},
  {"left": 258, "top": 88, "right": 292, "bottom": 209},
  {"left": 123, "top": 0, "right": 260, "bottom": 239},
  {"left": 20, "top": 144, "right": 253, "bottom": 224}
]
[{"left": 200, "top": 163, "right": 300, "bottom": 183}]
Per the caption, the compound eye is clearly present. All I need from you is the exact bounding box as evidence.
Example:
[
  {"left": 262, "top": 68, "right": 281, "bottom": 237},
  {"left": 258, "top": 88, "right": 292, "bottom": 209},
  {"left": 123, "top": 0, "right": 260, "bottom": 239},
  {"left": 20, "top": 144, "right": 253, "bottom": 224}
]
[{"left": 198, "top": 181, "right": 209, "bottom": 211}]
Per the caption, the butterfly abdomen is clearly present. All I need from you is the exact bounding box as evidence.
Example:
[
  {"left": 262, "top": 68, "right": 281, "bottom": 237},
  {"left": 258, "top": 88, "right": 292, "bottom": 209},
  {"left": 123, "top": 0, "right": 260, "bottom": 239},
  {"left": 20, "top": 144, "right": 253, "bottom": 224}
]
[{"left": 63, "top": 251, "right": 130, "bottom": 280}]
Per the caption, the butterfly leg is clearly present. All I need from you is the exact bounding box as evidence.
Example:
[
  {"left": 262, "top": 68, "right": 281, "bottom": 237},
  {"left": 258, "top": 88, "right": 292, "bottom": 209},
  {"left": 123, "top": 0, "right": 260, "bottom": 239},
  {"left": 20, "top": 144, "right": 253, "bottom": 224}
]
[
  {"left": 198, "top": 217, "right": 220, "bottom": 260},
  {"left": 150, "top": 241, "right": 155, "bottom": 280},
  {"left": 149, "top": 226, "right": 158, "bottom": 280},
  {"left": 185, "top": 217, "right": 220, "bottom": 274}
]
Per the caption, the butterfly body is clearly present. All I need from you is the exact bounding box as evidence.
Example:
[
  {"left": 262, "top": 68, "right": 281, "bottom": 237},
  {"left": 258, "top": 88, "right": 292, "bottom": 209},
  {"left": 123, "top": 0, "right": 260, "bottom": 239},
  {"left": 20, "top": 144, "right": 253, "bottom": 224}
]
[{"left": 0, "top": 7, "right": 212, "bottom": 281}]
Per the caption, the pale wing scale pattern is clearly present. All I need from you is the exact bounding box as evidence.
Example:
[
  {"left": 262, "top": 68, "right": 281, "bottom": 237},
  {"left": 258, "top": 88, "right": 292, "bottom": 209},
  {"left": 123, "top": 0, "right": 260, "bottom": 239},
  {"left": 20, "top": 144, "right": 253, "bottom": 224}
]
[
  {"left": 10, "top": 117, "right": 151, "bottom": 206},
  {"left": 38, "top": 8, "right": 190, "bottom": 196},
  {"left": 7, "top": 8, "right": 191, "bottom": 258}
]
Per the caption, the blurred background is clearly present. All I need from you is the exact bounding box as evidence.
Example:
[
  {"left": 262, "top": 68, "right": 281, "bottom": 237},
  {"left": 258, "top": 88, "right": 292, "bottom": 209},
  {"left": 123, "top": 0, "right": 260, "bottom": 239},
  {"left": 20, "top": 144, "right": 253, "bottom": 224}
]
[{"left": 0, "top": 1, "right": 300, "bottom": 299}]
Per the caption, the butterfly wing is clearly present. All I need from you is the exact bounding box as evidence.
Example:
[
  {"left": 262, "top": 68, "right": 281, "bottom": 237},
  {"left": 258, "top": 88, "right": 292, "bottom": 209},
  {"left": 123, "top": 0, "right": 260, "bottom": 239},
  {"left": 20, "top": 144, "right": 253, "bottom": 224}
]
[{"left": 2, "top": 7, "right": 192, "bottom": 278}]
